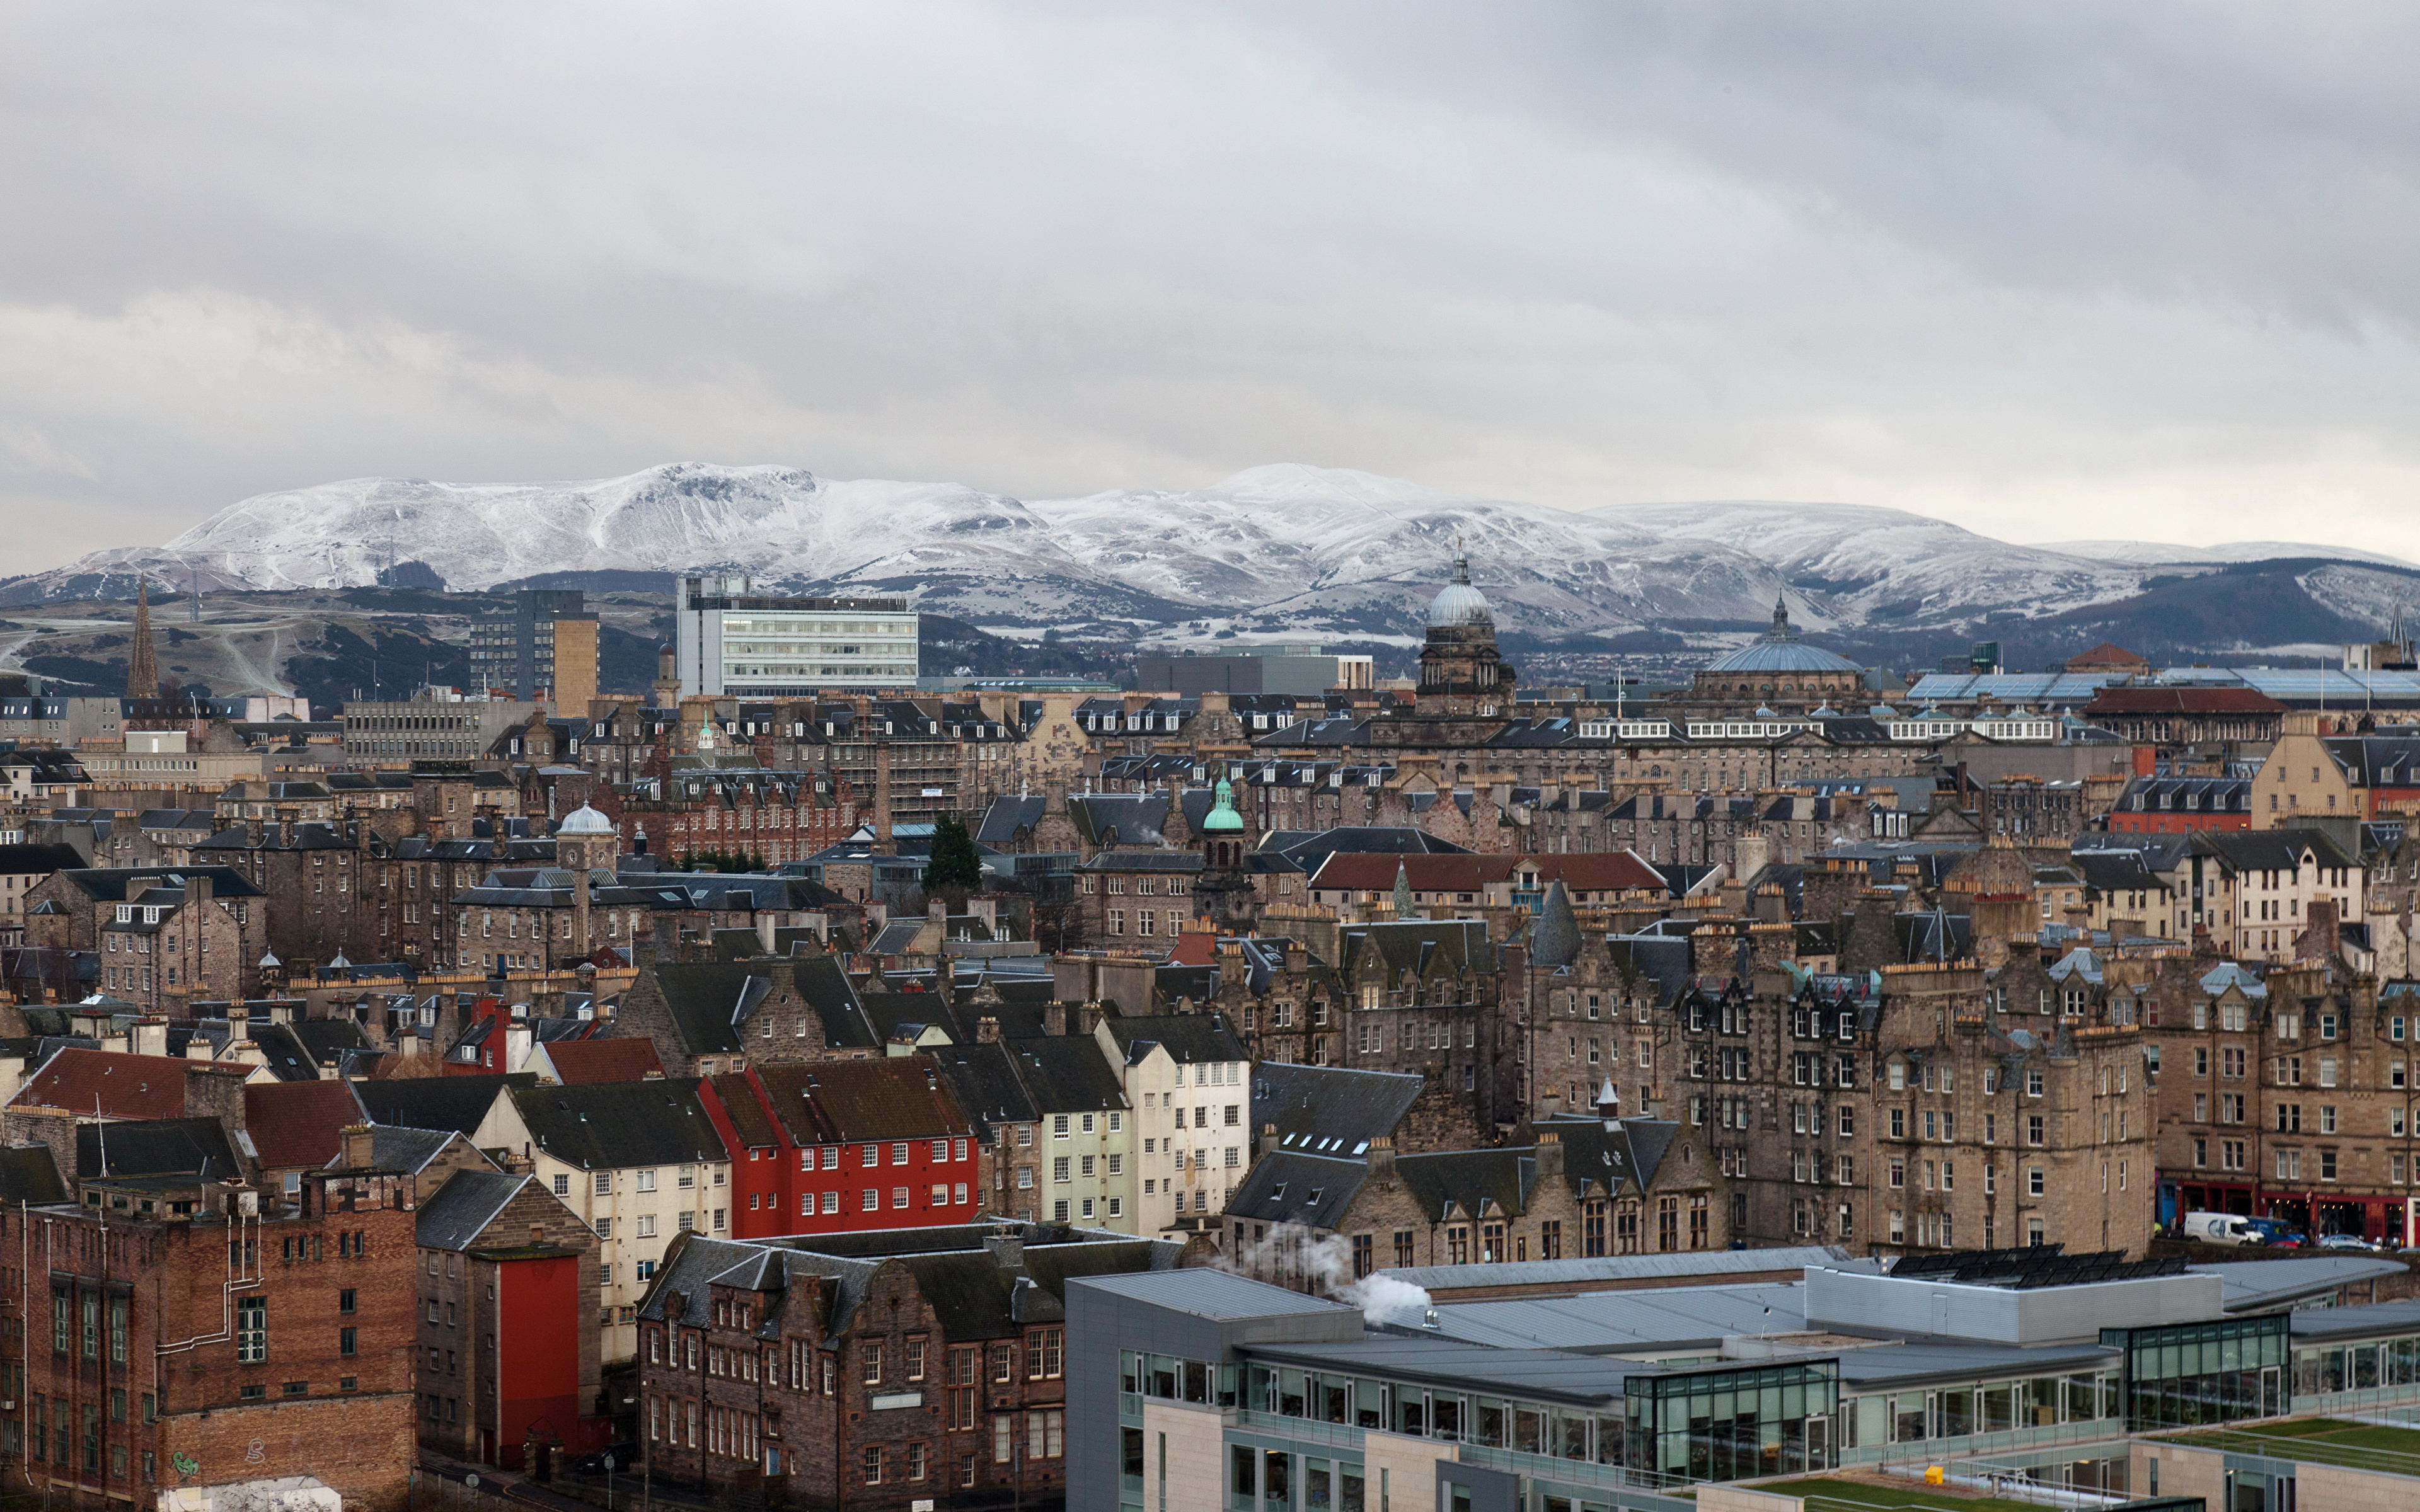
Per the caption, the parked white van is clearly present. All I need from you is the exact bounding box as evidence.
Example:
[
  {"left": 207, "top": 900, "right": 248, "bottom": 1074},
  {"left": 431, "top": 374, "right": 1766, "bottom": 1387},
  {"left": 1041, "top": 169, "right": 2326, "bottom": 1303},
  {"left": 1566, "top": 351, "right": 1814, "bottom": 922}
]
[{"left": 2181, "top": 1211, "right": 2259, "bottom": 1246}]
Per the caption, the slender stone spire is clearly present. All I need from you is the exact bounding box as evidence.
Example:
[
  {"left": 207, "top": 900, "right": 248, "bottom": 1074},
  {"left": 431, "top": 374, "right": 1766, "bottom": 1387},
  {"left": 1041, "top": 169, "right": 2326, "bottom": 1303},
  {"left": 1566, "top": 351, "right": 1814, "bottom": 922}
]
[{"left": 127, "top": 577, "right": 163, "bottom": 701}]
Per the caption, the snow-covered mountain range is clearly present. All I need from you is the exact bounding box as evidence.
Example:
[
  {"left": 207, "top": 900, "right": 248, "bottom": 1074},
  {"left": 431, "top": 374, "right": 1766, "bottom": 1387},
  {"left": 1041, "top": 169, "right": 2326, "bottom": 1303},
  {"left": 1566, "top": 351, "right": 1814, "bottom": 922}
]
[{"left": 13, "top": 462, "right": 2413, "bottom": 644}]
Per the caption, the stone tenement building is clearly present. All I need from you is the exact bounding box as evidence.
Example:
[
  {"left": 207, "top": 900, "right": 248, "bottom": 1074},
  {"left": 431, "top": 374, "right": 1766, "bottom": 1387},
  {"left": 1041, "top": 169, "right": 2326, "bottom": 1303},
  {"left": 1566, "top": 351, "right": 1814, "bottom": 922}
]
[
  {"left": 635, "top": 1223, "right": 1206, "bottom": 1510},
  {"left": 2146, "top": 954, "right": 2420, "bottom": 1245},
  {"left": 1211, "top": 917, "right": 1529, "bottom": 1137},
  {"left": 4, "top": 1167, "right": 419, "bottom": 1512},
  {"left": 1224, "top": 1113, "right": 1727, "bottom": 1290}
]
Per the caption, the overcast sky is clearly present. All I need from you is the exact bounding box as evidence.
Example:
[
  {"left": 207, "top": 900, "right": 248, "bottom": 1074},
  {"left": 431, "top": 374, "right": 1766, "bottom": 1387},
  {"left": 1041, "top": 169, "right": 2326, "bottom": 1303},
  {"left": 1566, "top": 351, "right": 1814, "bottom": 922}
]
[{"left": 7, "top": 3, "right": 2420, "bottom": 572}]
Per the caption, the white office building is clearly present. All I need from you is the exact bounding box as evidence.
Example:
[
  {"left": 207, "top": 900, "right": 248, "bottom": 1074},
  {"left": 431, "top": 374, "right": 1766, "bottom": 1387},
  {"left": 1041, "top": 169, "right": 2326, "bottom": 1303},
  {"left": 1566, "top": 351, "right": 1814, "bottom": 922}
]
[{"left": 672, "top": 573, "right": 919, "bottom": 696}]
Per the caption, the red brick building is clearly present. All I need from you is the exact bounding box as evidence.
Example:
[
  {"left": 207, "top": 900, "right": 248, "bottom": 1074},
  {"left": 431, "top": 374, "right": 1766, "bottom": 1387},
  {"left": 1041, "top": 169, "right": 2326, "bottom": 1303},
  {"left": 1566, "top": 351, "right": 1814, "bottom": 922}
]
[
  {"left": 1, "top": 1166, "right": 418, "bottom": 1512},
  {"left": 697, "top": 1060, "right": 979, "bottom": 1240}
]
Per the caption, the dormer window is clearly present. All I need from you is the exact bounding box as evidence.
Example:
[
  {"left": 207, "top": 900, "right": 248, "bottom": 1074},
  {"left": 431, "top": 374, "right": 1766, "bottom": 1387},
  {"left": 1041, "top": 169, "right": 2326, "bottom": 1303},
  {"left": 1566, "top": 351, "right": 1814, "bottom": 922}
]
[{"left": 116, "top": 905, "right": 132, "bottom": 923}]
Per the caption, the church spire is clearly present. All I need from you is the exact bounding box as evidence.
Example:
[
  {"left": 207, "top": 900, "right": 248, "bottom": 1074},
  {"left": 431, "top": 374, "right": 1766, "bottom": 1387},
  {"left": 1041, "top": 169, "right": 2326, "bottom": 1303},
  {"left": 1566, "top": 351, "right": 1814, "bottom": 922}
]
[{"left": 127, "top": 577, "right": 163, "bottom": 701}]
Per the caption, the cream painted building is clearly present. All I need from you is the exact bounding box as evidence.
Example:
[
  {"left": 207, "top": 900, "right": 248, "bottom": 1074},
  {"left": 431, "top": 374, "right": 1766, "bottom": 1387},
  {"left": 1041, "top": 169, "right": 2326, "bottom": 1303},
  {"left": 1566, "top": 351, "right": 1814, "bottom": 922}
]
[{"left": 1097, "top": 1014, "right": 1252, "bottom": 1234}]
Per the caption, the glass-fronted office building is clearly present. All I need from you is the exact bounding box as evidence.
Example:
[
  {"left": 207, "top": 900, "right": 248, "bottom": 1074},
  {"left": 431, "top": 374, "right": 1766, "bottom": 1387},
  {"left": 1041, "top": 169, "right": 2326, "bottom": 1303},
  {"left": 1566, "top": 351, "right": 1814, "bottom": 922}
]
[
  {"left": 674, "top": 573, "right": 919, "bottom": 695},
  {"left": 1069, "top": 1257, "right": 2420, "bottom": 1512}
]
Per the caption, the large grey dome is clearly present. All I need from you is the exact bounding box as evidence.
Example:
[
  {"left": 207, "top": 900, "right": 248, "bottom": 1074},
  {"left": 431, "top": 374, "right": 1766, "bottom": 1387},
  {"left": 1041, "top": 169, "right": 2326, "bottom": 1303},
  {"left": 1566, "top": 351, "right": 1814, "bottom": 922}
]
[
  {"left": 1703, "top": 595, "right": 1860, "bottom": 675},
  {"left": 1427, "top": 554, "right": 1494, "bottom": 628}
]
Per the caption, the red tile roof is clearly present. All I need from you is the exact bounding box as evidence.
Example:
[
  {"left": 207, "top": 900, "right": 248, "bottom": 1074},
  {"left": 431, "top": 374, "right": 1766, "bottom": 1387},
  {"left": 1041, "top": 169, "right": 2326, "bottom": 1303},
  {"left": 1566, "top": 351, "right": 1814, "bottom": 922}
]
[
  {"left": 245, "top": 1079, "right": 368, "bottom": 1169},
  {"left": 2083, "top": 687, "right": 2289, "bottom": 714},
  {"left": 2066, "top": 643, "right": 2152, "bottom": 669},
  {"left": 540, "top": 1038, "right": 666, "bottom": 1085},
  {"left": 756, "top": 1060, "right": 972, "bottom": 1143},
  {"left": 12, "top": 1048, "right": 210, "bottom": 1120}
]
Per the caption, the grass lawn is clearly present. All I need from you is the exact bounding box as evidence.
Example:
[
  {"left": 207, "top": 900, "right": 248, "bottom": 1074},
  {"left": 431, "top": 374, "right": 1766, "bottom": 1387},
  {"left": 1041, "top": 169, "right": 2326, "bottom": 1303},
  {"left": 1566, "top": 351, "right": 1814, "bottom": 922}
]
[
  {"left": 2164, "top": 1417, "right": 2420, "bottom": 1474},
  {"left": 1748, "top": 1477, "right": 2065, "bottom": 1512}
]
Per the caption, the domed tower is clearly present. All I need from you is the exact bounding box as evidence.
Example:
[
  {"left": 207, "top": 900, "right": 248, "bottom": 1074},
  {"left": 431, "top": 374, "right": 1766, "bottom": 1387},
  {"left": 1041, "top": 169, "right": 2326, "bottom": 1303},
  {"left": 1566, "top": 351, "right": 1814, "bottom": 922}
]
[
  {"left": 555, "top": 803, "right": 620, "bottom": 963},
  {"left": 1192, "top": 773, "right": 1258, "bottom": 933},
  {"left": 1416, "top": 549, "right": 1516, "bottom": 716}
]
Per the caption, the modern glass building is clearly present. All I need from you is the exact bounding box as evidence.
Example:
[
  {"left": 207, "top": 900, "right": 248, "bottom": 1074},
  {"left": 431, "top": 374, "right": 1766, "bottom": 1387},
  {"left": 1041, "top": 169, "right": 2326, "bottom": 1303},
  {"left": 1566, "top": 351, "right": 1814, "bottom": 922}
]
[
  {"left": 673, "top": 573, "right": 919, "bottom": 695},
  {"left": 1069, "top": 1252, "right": 2417, "bottom": 1512}
]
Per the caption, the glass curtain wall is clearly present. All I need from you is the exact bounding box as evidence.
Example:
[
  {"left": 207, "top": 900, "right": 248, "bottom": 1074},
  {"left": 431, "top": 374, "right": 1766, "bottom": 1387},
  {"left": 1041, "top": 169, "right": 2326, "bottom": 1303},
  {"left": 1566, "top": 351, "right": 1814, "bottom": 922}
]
[{"left": 2101, "top": 1315, "right": 2288, "bottom": 1428}]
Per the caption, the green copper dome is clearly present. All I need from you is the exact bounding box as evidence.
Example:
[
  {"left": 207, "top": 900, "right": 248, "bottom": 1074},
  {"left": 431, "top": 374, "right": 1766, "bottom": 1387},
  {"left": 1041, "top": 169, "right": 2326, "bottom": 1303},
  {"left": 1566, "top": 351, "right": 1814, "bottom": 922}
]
[{"left": 1202, "top": 775, "right": 1245, "bottom": 833}]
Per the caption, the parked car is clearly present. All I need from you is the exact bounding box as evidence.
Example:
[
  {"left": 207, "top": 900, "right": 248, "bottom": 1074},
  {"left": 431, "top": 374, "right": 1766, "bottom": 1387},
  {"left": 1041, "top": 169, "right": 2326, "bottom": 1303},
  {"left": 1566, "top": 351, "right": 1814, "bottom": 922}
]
[
  {"left": 575, "top": 1443, "right": 640, "bottom": 1475},
  {"left": 2318, "top": 1234, "right": 2379, "bottom": 1252}
]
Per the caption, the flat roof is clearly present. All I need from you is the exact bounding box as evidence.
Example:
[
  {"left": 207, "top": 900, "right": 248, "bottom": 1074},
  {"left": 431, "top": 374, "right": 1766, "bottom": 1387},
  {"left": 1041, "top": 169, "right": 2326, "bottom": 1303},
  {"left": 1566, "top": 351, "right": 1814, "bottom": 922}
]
[
  {"left": 2191, "top": 1255, "right": 2408, "bottom": 1310},
  {"left": 1245, "top": 1338, "right": 1632, "bottom": 1406},
  {"left": 1071, "top": 1269, "right": 1359, "bottom": 1322},
  {"left": 1415, "top": 1282, "right": 1806, "bottom": 1353},
  {"left": 1376, "top": 1246, "right": 1864, "bottom": 1292}
]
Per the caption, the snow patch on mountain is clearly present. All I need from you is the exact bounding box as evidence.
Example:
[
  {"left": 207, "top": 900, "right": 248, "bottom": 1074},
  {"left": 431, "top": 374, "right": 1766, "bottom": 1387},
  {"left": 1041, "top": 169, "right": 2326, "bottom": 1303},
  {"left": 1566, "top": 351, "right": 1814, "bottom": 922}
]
[{"left": 16, "top": 460, "right": 2406, "bottom": 642}]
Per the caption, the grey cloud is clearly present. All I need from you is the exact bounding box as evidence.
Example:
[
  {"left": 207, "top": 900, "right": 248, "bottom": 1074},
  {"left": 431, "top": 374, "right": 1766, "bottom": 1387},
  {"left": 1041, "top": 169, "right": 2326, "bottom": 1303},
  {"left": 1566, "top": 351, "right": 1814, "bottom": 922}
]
[{"left": 2, "top": 1, "right": 2417, "bottom": 571}]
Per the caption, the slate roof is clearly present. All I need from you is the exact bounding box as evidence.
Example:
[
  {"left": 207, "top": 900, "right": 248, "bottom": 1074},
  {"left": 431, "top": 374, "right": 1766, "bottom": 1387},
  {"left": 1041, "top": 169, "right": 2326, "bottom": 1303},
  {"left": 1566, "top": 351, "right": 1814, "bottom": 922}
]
[
  {"left": 288, "top": 1018, "right": 373, "bottom": 1065},
  {"left": 1097, "top": 1014, "right": 1248, "bottom": 1067},
  {"left": 354, "top": 1074, "right": 530, "bottom": 1137},
  {"left": 418, "top": 1169, "right": 534, "bottom": 1251},
  {"left": 1226, "top": 1150, "right": 1367, "bottom": 1231},
  {"left": 245, "top": 1079, "right": 369, "bottom": 1168},
  {"left": 47, "top": 867, "right": 265, "bottom": 901},
  {"left": 1067, "top": 795, "right": 1171, "bottom": 849},
  {"left": 79, "top": 1117, "right": 241, "bottom": 1179},
  {"left": 1265, "top": 828, "right": 1473, "bottom": 872},
  {"left": 361, "top": 1125, "right": 477, "bottom": 1176},
  {"left": 2194, "top": 827, "right": 2360, "bottom": 873},
  {"left": 0, "top": 843, "right": 87, "bottom": 875},
  {"left": 643, "top": 961, "right": 777, "bottom": 1055},
  {"left": 795, "top": 955, "right": 879, "bottom": 1050},
  {"left": 1005, "top": 1036, "right": 1129, "bottom": 1116},
  {"left": 1251, "top": 1063, "right": 1424, "bottom": 1158},
  {"left": 0, "top": 1145, "right": 67, "bottom": 1206},
  {"left": 927, "top": 1040, "right": 1040, "bottom": 1138},
  {"left": 510, "top": 1079, "right": 730, "bottom": 1170},
  {"left": 976, "top": 796, "right": 1047, "bottom": 848}
]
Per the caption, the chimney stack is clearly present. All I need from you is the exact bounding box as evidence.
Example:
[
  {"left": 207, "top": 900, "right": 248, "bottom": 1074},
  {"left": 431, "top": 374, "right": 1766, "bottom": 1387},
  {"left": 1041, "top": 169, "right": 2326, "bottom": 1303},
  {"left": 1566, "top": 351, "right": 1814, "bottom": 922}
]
[
  {"left": 338, "top": 1123, "right": 375, "bottom": 1171},
  {"left": 1366, "top": 1135, "right": 1395, "bottom": 1180}
]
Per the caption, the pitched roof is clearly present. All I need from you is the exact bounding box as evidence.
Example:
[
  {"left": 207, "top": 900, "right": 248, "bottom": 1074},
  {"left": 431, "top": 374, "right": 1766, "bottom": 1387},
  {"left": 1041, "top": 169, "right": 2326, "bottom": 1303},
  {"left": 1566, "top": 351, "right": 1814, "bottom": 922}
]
[
  {"left": 1097, "top": 1014, "right": 1248, "bottom": 1067},
  {"left": 0, "top": 1145, "right": 66, "bottom": 1206},
  {"left": 354, "top": 1074, "right": 527, "bottom": 1137},
  {"left": 2083, "top": 686, "right": 2285, "bottom": 714},
  {"left": 363, "top": 1125, "right": 478, "bottom": 1176},
  {"left": 1005, "top": 1037, "right": 1129, "bottom": 1116},
  {"left": 13, "top": 1048, "right": 205, "bottom": 1120},
  {"left": 754, "top": 1060, "right": 972, "bottom": 1144},
  {"left": 510, "top": 1080, "right": 730, "bottom": 1170},
  {"left": 1251, "top": 1063, "right": 1424, "bottom": 1157},
  {"left": 927, "top": 1040, "right": 1040, "bottom": 1137},
  {"left": 418, "top": 1169, "right": 534, "bottom": 1251},
  {"left": 1310, "top": 854, "right": 1516, "bottom": 893},
  {"left": 244, "top": 1079, "right": 368, "bottom": 1168},
  {"left": 79, "top": 1116, "right": 241, "bottom": 1179},
  {"left": 708, "top": 1074, "right": 783, "bottom": 1150},
  {"left": 540, "top": 1038, "right": 666, "bottom": 1084}
]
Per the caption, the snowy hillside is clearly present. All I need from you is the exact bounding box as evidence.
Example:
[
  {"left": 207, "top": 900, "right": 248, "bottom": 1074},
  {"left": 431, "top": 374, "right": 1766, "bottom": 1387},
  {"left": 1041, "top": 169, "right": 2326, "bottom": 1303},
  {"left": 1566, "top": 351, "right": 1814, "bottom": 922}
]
[{"left": 9, "top": 461, "right": 2404, "bottom": 643}]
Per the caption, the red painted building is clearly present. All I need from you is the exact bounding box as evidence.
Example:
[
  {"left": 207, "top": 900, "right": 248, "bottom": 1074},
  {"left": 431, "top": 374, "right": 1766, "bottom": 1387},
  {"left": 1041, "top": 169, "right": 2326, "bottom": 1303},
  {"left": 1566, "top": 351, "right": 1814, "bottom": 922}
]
[
  {"left": 415, "top": 1167, "right": 607, "bottom": 1469},
  {"left": 2106, "top": 775, "right": 2254, "bottom": 833},
  {"left": 698, "top": 1059, "right": 978, "bottom": 1240}
]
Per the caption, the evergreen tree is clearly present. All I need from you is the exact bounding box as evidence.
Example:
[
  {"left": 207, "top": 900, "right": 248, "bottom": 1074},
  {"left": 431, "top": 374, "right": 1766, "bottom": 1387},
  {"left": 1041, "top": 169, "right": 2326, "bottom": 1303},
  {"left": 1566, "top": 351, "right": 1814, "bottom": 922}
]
[{"left": 922, "top": 813, "right": 984, "bottom": 898}]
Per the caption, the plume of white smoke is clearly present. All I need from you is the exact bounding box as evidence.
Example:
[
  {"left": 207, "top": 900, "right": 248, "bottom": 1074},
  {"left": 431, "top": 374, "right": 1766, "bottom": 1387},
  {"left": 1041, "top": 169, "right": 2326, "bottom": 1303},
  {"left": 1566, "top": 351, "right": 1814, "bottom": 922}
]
[{"left": 1218, "top": 1223, "right": 1434, "bottom": 1326}]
